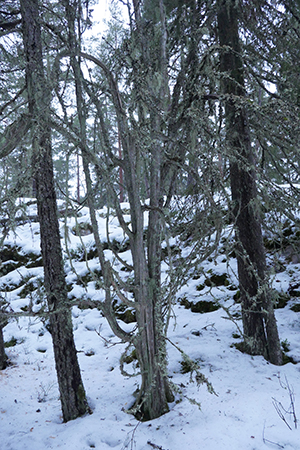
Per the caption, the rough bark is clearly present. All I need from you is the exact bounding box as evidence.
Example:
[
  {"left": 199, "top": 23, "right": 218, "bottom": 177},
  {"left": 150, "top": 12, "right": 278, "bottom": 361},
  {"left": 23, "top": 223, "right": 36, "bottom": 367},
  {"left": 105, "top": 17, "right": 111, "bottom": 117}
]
[
  {"left": 20, "top": 0, "right": 90, "bottom": 420},
  {"left": 217, "top": 0, "right": 282, "bottom": 365},
  {"left": 114, "top": 127, "right": 173, "bottom": 420},
  {"left": 128, "top": 167, "right": 173, "bottom": 420}
]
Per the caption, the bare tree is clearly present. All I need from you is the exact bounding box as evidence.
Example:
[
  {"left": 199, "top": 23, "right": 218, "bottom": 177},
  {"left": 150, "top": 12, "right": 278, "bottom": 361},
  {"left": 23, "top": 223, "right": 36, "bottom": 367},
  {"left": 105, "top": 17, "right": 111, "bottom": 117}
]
[
  {"left": 41, "top": 0, "right": 222, "bottom": 420},
  {"left": 79, "top": 0, "right": 174, "bottom": 420},
  {"left": 51, "top": 0, "right": 214, "bottom": 420}
]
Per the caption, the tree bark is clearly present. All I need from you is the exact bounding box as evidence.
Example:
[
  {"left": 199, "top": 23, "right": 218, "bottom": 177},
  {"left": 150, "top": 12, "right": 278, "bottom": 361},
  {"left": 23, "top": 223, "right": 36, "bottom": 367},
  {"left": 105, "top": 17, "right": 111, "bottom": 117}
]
[
  {"left": 20, "top": 0, "right": 90, "bottom": 420},
  {"left": 217, "top": 0, "right": 282, "bottom": 365}
]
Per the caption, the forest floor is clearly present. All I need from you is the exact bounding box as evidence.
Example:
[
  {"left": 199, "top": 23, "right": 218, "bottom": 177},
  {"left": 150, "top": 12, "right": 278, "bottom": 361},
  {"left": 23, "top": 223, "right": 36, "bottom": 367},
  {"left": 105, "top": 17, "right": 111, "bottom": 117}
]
[{"left": 1, "top": 199, "right": 300, "bottom": 450}]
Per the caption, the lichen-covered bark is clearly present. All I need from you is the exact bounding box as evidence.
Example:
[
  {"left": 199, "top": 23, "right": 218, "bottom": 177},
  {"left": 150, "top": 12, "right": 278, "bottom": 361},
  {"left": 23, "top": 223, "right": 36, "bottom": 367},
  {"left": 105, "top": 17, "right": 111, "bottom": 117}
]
[
  {"left": 20, "top": 0, "right": 90, "bottom": 420},
  {"left": 131, "top": 237, "right": 173, "bottom": 421},
  {"left": 217, "top": 0, "right": 282, "bottom": 365}
]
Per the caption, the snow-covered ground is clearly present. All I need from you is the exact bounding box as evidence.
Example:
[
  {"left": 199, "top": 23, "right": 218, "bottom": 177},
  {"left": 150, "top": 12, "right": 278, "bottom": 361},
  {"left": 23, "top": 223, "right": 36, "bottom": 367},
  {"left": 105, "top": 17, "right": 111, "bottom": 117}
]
[{"left": 1, "top": 200, "right": 300, "bottom": 450}]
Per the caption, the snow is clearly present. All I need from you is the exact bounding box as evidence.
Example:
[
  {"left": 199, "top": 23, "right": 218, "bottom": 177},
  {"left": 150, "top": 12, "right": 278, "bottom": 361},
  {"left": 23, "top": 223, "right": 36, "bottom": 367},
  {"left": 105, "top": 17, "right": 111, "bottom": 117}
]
[{"left": 1, "top": 201, "right": 300, "bottom": 450}]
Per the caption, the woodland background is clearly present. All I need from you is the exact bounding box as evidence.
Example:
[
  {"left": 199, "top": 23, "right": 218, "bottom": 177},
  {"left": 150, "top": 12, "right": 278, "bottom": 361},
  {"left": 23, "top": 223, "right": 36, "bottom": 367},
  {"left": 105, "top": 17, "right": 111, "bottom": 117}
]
[{"left": 1, "top": 0, "right": 300, "bottom": 447}]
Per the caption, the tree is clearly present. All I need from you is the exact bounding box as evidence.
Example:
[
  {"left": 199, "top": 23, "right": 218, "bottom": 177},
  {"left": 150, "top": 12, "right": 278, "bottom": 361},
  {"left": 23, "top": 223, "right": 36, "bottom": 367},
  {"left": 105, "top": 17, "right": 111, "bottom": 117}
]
[
  {"left": 20, "top": 0, "right": 90, "bottom": 421},
  {"left": 0, "top": 326, "right": 7, "bottom": 370},
  {"left": 0, "top": 298, "right": 8, "bottom": 370},
  {"left": 80, "top": 0, "right": 175, "bottom": 420},
  {"left": 217, "top": 0, "right": 282, "bottom": 365},
  {"left": 47, "top": 0, "right": 220, "bottom": 420}
]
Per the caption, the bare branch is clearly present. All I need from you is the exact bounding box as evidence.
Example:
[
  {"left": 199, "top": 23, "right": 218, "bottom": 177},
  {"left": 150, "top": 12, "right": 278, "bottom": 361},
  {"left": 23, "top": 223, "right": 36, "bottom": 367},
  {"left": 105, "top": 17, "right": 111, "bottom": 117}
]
[
  {"left": 0, "top": 113, "right": 31, "bottom": 158},
  {"left": 0, "top": 86, "right": 26, "bottom": 115}
]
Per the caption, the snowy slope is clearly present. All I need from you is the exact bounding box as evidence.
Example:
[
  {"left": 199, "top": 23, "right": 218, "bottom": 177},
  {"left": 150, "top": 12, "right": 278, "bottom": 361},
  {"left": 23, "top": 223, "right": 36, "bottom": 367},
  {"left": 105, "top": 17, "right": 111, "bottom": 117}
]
[{"left": 1, "top": 199, "right": 300, "bottom": 450}]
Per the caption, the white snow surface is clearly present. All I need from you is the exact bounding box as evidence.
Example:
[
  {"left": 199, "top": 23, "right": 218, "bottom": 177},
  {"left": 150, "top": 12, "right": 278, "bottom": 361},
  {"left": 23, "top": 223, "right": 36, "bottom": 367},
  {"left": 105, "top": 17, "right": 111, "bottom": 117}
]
[{"left": 1, "top": 200, "right": 300, "bottom": 450}]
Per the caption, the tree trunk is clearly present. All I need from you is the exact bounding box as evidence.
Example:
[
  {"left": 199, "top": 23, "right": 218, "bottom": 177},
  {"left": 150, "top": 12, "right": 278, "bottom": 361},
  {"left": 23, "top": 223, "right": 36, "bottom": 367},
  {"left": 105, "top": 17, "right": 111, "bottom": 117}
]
[
  {"left": 0, "top": 300, "right": 8, "bottom": 370},
  {"left": 217, "top": 0, "right": 282, "bottom": 365},
  {"left": 130, "top": 219, "right": 173, "bottom": 421},
  {"left": 126, "top": 1, "right": 174, "bottom": 419},
  {"left": 20, "top": 0, "right": 90, "bottom": 420},
  {"left": 0, "top": 324, "right": 7, "bottom": 370},
  {"left": 117, "top": 126, "right": 173, "bottom": 420}
]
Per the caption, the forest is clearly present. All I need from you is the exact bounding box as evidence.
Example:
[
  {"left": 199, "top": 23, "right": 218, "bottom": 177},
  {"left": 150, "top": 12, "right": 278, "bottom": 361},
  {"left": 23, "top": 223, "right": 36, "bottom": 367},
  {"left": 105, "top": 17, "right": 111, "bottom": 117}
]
[{"left": 1, "top": 0, "right": 300, "bottom": 448}]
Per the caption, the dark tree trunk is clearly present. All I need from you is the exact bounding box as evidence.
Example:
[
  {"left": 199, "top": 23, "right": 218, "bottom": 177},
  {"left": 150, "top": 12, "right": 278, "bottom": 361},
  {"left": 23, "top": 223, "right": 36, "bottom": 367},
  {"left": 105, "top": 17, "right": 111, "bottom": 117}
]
[
  {"left": 0, "top": 300, "right": 8, "bottom": 370},
  {"left": 217, "top": 0, "right": 282, "bottom": 365},
  {"left": 20, "top": 0, "right": 90, "bottom": 420},
  {"left": 0, "top": 324, "right": 7, "bottom": 370}
]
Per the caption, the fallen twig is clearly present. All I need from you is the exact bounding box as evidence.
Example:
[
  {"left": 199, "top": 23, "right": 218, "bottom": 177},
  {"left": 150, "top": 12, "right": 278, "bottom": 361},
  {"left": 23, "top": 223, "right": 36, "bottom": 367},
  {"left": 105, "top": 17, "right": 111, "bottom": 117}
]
[{"left": 147, "top": 441, "right": 165, "bottom": 450}]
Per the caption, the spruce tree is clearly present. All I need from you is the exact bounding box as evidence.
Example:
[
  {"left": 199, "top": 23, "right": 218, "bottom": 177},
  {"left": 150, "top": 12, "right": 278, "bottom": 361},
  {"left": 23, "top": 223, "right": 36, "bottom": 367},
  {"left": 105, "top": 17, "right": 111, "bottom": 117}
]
[{"left": 217, "top": 0, "right": 282, "bottom": 364}]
